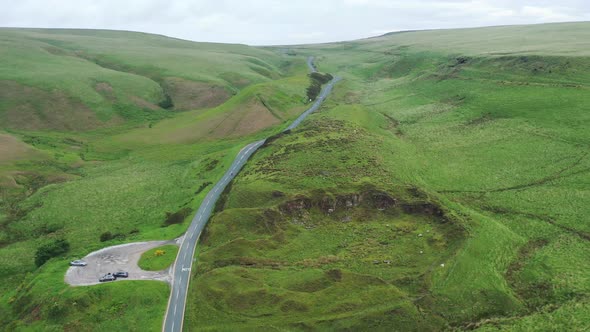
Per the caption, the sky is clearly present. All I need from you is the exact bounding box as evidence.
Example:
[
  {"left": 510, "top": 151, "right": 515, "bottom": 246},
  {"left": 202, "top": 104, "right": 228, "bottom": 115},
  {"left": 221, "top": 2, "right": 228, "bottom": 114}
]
[{"left": 1, "top": 0, "right": 589, "bottom": 45}]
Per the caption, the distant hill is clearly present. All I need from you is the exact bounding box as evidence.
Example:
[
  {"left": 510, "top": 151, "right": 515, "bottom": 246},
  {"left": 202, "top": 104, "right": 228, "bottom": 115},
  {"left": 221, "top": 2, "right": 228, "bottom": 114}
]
[
  {"left": 0, "top": 28, "right": 290, "bottom": 131},
  {"left": 367, "top": 21, "right": 590, "bottom": 56}
]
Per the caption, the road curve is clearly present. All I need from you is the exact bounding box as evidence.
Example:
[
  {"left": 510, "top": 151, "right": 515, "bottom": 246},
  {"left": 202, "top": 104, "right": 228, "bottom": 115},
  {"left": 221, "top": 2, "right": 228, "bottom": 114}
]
[{"left": 162, "top": 57, "right": 339, "bottom": 332}]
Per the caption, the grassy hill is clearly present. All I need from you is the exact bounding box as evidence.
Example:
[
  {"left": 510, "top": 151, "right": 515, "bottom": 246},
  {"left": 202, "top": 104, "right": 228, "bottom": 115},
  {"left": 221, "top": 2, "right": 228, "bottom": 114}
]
[
  {"left": 184, "top": 22, "right": 590, "bottom": 331},
  {"left": 0, "top": 29, "right": 309, "bottom": 330},
  {"left": 1, "top": 22, "right": 589, "bottom": 331},
  {"left": 0, "top": 28, "right": 302, "bottom": 131}
]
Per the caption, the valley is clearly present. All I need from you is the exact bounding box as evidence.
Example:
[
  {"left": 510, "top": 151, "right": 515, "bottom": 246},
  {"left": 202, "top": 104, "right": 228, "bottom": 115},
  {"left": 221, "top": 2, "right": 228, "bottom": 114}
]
[{"left": 1, "top": 22, "right": 589, "bottom": 331}]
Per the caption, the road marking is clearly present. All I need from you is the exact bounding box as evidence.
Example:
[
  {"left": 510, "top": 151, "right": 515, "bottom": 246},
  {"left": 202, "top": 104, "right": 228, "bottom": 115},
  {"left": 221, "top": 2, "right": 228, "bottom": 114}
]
[
  {"left": 172, "top": 322, "right": 175, "bottom": 331},
  {"left": 174, "top": 303, "right": 177, "bottom": 315}
]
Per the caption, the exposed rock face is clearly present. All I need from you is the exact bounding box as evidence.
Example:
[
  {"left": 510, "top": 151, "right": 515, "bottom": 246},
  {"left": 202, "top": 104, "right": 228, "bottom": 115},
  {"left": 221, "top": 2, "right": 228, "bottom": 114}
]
[
  {"left": 277, "top": 189, "right": 450, "bottom": 224},
  {"left": 279, "top": 190, "right": 397, "bottom": 215},
  {"left": 337, "top": 194, "right": 362, "bottom": 210},
  {"left": 279, "top": 195, "right": 312, "bottom": 215},
  {"left": 365, "top": 191, "right": 396, "bottom": 210},
  {"left": 401, "top": 202, "right": 448, "bottom": 222}
]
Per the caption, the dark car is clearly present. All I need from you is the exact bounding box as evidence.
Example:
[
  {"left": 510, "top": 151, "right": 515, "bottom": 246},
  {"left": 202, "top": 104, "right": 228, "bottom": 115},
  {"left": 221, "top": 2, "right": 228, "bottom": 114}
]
[
  {"left": 113, "top": 271, "right": 128, "bottom": 278},
  {"left": 99, "top": 273, "right": 116, "bottom": 282}
]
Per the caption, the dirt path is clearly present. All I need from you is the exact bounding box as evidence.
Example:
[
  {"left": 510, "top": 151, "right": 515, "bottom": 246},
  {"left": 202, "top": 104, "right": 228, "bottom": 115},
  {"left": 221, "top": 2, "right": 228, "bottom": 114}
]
[{"left": 65, "top": 239, "right": 180, "bottom": 286}]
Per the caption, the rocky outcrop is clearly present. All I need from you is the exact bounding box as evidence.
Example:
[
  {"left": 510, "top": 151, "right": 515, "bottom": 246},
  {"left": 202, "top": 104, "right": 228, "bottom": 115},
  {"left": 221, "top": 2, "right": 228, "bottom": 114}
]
[
  {"left": 279, "top": 190, "right": 397, "bottom": 215},
  {"left": 277, "top": 189, "right": 453, "bottom": 225},
  {"left": 401, "top": 202, "right": 448, "bottom": 223},
  {"left": 279, "top": 195, "right": 312, "bottom": 214},
  {"left": 366, "top": 191, "right": 396, "bottom": 210}
]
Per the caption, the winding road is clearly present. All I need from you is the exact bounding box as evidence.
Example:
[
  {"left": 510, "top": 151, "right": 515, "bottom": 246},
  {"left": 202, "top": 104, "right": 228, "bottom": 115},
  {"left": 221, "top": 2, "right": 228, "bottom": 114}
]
[{"left": 162, "top": 57, "right": 340, "bottom": 332}]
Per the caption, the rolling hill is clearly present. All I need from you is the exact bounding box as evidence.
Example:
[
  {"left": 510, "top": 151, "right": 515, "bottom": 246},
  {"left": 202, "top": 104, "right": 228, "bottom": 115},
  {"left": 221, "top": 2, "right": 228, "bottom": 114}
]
[
  {"left": 0, "top": 28, "right": 309, "bottom": 331},
  {"left": 0, "top": 28, "right": 304, "bottom": 128},
  {"left": 1, "top": 22, "right": 590, "bottom": 331},
  {"left": 184, "top": 22, "right": 590, "bottom": 331}
]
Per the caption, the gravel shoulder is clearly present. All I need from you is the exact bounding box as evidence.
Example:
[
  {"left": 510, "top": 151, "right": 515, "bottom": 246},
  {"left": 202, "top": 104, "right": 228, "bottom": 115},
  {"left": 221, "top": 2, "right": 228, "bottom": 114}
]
[{"left": 65, "top": 239, "right": 180, "bottom": 286}]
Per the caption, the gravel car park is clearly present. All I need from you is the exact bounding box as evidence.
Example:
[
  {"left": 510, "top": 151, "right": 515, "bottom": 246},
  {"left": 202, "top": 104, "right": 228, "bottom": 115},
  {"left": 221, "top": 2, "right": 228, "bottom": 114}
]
[{"left": 65, "top": 240, "right": 177, "bottom": 286}]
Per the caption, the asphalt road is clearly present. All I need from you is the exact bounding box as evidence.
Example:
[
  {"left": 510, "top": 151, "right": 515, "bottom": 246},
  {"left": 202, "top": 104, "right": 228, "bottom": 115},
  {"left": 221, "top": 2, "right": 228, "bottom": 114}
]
[
  {"left": 162, "top": 57, "right": 339, "bottom": 332},
  {"left": 285, "top": 75, "right": 341, "bottom": 132}
]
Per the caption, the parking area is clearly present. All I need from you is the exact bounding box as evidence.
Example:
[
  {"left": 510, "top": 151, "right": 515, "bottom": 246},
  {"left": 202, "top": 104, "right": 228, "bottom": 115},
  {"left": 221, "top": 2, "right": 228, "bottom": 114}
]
[{"left": 65, "top": 239, "right": 180, "bottom": 286}]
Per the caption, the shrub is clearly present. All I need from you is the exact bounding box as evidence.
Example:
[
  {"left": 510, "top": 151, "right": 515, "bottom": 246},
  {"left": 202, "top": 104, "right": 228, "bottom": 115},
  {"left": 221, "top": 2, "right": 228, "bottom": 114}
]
[
  {"left": 306, "top": 72, "right": 333, "bottom": 101},
  {"left": 34, "top": 239, "right": 70, "bottom": 267},
  {"left": 195, "top": 182, "right": 212, "bottom": 195},
  {"left": 99, "top": 231, "right": 126, "bottom": 242},
  {"left": 100, "top": 231, "right": 113, "bottom": 242},
  {"left": 162, "top": 207, "right": 192, "bottom": 227},
  {"left": 306, "top": 82, "right": 321, "bottom": 101},
  {"left": 310, "top": 72, "right": 333, "bottom": 84},
  {"left": 158, "top": 93, "right": 174, "bottom": 109},
  {"left": 154, "top": 250, "right": 165, "bottom": 257}
]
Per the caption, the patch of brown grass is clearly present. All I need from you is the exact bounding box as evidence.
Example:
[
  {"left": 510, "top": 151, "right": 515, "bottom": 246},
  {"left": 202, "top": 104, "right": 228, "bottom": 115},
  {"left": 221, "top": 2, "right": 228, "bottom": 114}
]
[
  {"left": 0, "top": 174, "right": 18, "bottom": 188},
  {"left": 130, "top": 96, "right": 160, "bottom": 110},
  {"left": 0, "top": 134, "right": 42, "bottom": 164},
  {"left": 94, "top": 82, "right": 116, "bottom": 102},
  {"left": 0, "top": 80, "right": 119, "bottom": 131},
  {"left": 162, "top": 77, "right": 230, "bottom": 111},
  {"left": 211, "top": 98, "right": 280, "bottom": 138},
  {"left": 117, "top": 96, "right": 281, "bottom": 145}
]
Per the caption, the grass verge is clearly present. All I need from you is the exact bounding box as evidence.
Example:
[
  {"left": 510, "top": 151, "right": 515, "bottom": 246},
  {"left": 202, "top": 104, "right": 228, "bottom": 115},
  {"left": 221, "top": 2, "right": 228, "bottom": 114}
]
[{"left": 138, "top": 245, "right": 179, "bottom": 271}]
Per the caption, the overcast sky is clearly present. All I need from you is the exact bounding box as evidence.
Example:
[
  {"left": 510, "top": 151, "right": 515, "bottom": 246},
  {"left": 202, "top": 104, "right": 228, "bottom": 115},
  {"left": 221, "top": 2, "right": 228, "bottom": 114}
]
[{"left": 1, "top": 0, "right": 589, "bottom": 45}]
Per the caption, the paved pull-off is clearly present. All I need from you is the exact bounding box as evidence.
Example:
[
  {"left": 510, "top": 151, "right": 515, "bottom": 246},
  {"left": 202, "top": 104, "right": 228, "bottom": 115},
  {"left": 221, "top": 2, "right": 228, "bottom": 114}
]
[
  {"left": 162, "top": 57, "right": 340, "bottom": 332},
  {"left": 65, "top": 240, "right": 176, "bottom": 286}
]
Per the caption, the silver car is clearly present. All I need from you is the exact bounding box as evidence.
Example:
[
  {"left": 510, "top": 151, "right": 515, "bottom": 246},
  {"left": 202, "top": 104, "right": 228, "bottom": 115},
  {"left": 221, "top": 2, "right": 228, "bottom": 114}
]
[
  {"left": 69, "top": 260, "right": 87, "bottom": 266},
  {"left": 99, "top": 273, "right": 116, "bottom": 282}
]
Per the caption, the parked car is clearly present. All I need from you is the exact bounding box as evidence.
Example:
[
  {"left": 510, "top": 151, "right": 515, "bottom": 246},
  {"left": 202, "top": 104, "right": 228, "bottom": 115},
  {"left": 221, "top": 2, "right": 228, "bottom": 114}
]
[
  {"left": 70, "top": 260, "right": 87, "bottom": 266},
  {"left": 113, "top": 271, "right": 128, "bottom": 278},
  {"left": 99, "top": 273, "right": 116, "bottom": 282}
]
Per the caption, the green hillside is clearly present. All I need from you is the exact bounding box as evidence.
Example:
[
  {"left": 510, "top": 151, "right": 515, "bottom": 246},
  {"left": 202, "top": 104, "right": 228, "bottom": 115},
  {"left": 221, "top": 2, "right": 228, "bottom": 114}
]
[
  {"left": 185, "top": 22, "right": 590, "bottom": 331},
  {"left": 1, "top": 22, "right": 589, "bottom": 331},
  {"left": 0, "top": 28, "right": 301, "bottom": 131},
  {"left": 0, "top": 29, "right": 308, "bottom": 331}
]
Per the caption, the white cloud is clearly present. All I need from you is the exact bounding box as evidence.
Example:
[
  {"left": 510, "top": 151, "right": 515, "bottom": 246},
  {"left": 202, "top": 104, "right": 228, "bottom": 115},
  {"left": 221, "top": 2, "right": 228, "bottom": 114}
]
[
  {"left": 521, "top": 6, "right": 577, "bottom": 21},
  {"left": 288, "top": 31, "right": 326, "bottom": 41}
]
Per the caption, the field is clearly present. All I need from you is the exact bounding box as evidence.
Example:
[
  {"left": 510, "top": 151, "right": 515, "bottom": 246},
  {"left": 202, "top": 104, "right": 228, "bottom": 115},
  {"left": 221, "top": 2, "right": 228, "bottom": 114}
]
[
  {"left": 184, "top": 22, "right": 590, "bottom": 330},
  {"left": 0, "top": 28, "right": 308, "bottom": 330},
  {"left": 1, "top": 22, "right": 589, "bottom": 331}
]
